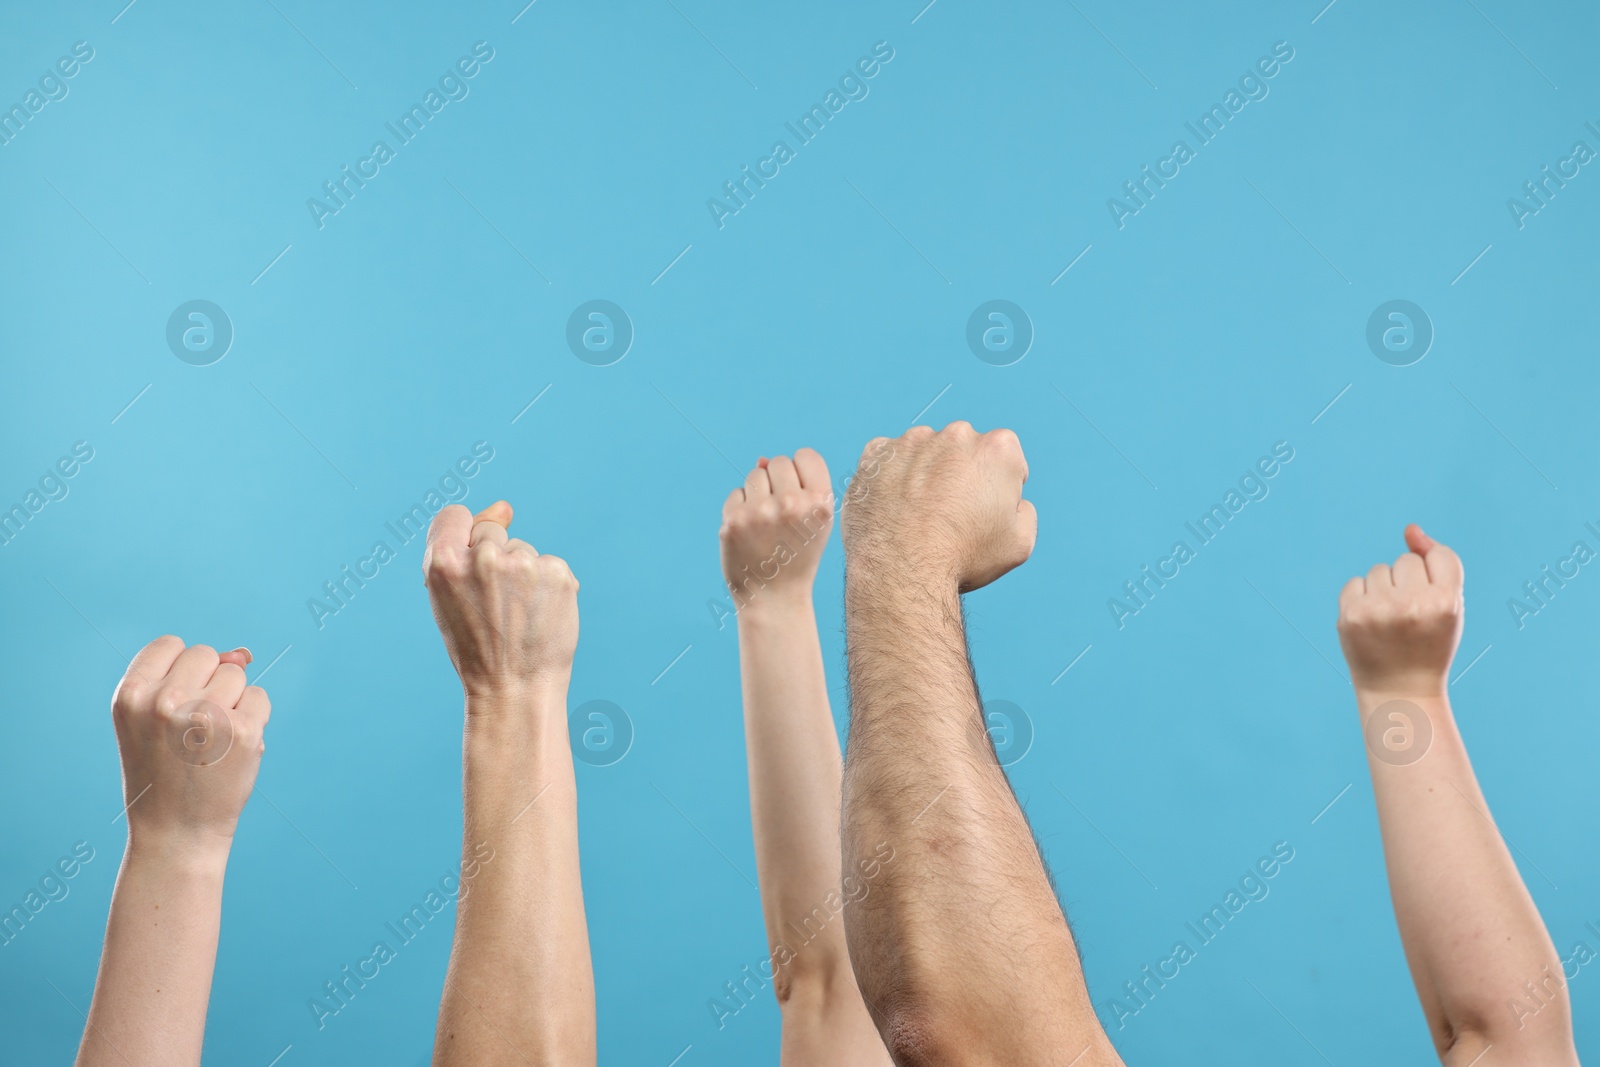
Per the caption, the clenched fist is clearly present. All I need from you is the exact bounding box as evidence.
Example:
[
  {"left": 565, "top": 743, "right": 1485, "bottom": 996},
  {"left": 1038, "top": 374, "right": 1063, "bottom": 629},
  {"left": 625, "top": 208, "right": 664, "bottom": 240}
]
[
  {"left": 1336, "top": 524, "right": 1464, "bottom": 697},
  {"left": 110, "top": 637, "right": 270, "bottom": 851},
  {"left": 423, "top": 500, "right": 579, "bottom": 700},
  {"left": 842, "top": 422, "right": 1036, "bottom": 593},
  {"left": 720, "top": 449, "right": 834, "bottom": 607}
]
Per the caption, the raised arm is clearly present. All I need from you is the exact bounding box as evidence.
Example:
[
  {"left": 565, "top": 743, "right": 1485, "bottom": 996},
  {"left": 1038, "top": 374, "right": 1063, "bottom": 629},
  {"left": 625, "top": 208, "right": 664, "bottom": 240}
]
[
  {"left": 76, "top": 637, "right": 269, "bottom": 1067},
  {"left": 425, "top": 500, "right": 595, "bottom": 1067},
  {"left": 719, "top": 450, "right": 890, "bottom": 1065},
  {"left": 838, "top": 423, "right": 1122, "bottom": 1067},
  {"left": 1337, "top": 525, "right": 1577, "bottom": 1066}
]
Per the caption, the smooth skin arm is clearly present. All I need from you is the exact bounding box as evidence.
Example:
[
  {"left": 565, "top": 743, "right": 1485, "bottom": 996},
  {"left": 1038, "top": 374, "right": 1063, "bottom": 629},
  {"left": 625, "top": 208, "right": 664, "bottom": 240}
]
[
  {"left": 720, "top": 450, "right": 890, "bottom": 1065},
  {"left": 839, "top": 423, "right": 1123, "bottom": 1067},
  {"left": 1338, "top": 525, "right": 1577, "bottom": 1067},
  {"left": 76, "top": 638, "right": 268, "bottom": 1067},
  {"left": 425, "top": 501, "right": 595, "bottom": 1067}
]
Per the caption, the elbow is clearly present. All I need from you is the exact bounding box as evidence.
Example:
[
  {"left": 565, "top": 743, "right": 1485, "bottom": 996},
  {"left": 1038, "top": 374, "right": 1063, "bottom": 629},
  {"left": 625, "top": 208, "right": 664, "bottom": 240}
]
[
  {"left": 770, "top": 950, "right": 857, "bottom": 1009},
  {"left": 1438, "top": 980, "right": 1577, "bottom": 1067},
  {"left": 878, "top": 1003, "right": 970, "bottom": 1067}
]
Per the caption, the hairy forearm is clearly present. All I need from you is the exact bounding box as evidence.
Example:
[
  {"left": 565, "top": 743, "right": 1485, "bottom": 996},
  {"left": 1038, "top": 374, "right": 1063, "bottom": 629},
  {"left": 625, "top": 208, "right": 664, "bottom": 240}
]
[
  {"left": 434, "top": 691, "right": 595, "bottom": 1067},
  {"left": 77, "top": 840, "right": 228, "bottom": 1067},
  {"left": 1360, "top": 690, "right": 1575, "bottom": 1064},
  {"left": 841, "top": 570, "right": 1116, "bottom": 1065},
  {"left": 738, "top": 595, "right": 853, "bottom": 984}
]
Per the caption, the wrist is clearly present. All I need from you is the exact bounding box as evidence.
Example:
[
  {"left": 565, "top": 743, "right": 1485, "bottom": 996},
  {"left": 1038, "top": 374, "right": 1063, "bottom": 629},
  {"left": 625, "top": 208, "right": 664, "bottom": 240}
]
[
  {"left": 122, "top": 831, "right": 232, "bottom": 883},
  {"left": 846, "top": 556, "right": 960, "bottom": 608},
  {"left": 1350, "top": 676, "right": 1450, "bottom": 704},
  {"left": 464, "top": 686, "right": 569, "bottom": 753},
  {"left": 1352, "top": 686, "right": 1452, "bottom": 717},
  {"left": 734, "top": 584, "right": 816, "bottom": 624},
  {"left": 463, "top": 675, "right": 570, "bottom": 709}
]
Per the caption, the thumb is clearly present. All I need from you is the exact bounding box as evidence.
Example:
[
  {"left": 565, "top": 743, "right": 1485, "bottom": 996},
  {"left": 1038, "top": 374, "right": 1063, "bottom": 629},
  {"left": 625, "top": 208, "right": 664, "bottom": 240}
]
[
  {"left": 1406, "top": 523, "right": 1463, "bottom": 586},
  {"left": 218, "top": 647, "right": 252, "bottom": 668},
  {"left": 1404, "top": 523, "right": 1436, "bottom": 555},
  {"left": 473, "top": 500, "right": 513, "bottom": 529}
]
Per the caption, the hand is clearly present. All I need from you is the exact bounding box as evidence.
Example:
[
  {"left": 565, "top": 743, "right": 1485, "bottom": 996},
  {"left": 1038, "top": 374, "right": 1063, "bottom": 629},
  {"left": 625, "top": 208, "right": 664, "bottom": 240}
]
[
  {"left": 423, "top": 500, "right": 580, "bottom": 700},
  {"left": 720, "top": 450, "right": 834, "bottom": 606},
  {"left": 1336, "top": 524, "right": 1464, "bottom": 697},
  {"left": 842, "top": 422, "right": 1036, "bottom": 593},
  {"left": 110, "top": 638, "right": 270, "bottom": 853}
]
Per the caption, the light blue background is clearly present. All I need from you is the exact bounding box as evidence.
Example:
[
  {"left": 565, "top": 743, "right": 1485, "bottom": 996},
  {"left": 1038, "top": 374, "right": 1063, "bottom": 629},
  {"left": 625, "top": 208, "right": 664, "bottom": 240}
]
[{"left": 2, "top": 1, "right": 1597, "bottom": 1063}]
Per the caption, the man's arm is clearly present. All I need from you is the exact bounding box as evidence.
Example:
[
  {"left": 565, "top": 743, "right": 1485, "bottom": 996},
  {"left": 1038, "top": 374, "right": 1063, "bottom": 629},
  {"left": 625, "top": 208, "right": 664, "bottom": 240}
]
[
  {"left": 721, "top": 450, "right": 890, "bottom": 1065},
  {"left": 839, "top": 423, "right": 1121, "bottom": 1067},
  {"left": 77, "top": 638, "right": 269, "bottom": 1067},
  {"left": 1338, "top": 525, "right": 1577, "bottom": 1066},
  {"left": 425, "top": 501, "right": 595, "bottom": 1067}
]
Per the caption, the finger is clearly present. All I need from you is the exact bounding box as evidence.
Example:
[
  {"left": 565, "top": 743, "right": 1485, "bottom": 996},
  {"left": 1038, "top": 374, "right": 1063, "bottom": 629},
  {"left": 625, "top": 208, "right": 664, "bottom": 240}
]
[
  {"left": 722, "top": 487, "right": 746, "bottom": 520},
  {"left": 1015, "top": 498, "right": 1039, "bottom": 560},
  {"left": 985, "top": 428, "right": 1028, "bottom": 487},
  {"left": 424, "top": 505, "right": 474, "bottom": 579},
  {"left": 745, "top": 463, "right": 773, "bottom": 496},
  {"left": 217, "top": 647, "right": 252, "bottom": 668},
  {"left": 470, "top": 500, "right": 512, "bottom": 548},
  {"left": 1404, "top": 523, "right": 1436, "bottom": 556},
  {"left": 507, "top": 537, "right": 540, "bottom": 556},
  {"left": 793, "top": 447, "right": 831, "bottom": 494},
  {"left": 540, "top": 553, "right": 579, "bottom": 588},
  {"left": 1409, "top": 525, "right": 1464, "bottom": 586},
  {"left": 236, "top": 685, "right": 272, "bottom": 732},
  {"left": 123, "top": 635, "right": 187, "bottom": 688},
  {"left": 167, "top": 643, "right": 222, "bottom": 694},
  {"left": 474, "top": 500, "right": 513, "bottom": 529},
  {"left": 205, "top": 663, "right": 248, "bottom": 709},
  {"left": 470, "top": 520, "right": 509, "bottom": 548},
  {"left": 1338, "top": 576, "right": 1366, "bottom": 609},
  {"left": 766, "top": 455, "right": 801, "bottom": 494},
  {"left": 1366, "top": 563, "right": 1393, "bottom": 588},
  {"left": 1393, "top": 552, "right": 1427, "bottom": 587}
]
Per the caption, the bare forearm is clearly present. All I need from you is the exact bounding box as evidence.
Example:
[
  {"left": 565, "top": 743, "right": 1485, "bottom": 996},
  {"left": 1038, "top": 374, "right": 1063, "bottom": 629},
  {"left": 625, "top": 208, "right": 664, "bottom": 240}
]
[
  {"left": 842, "top": 572, "right": 1116, "bottom": 1065},
  {"left": 77, "top": 841, "right": 228, "bottom": 1067},
  {"left": 738, "top": 597, "right": 851, "bottom": 970},
  {"left": 434, "top": 692, "right": 595, "bottom": 1067},
  {"left": 1361, "top": 690, "right": 1574, "bottom": 1063}
]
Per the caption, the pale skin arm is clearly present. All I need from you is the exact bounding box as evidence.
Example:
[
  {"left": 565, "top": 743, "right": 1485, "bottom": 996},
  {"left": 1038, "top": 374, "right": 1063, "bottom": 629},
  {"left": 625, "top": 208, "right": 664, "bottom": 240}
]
[
  {"left": 839, "top": 424, "right": 1122, "bottom": 1067},
  {"left": 1339, "top": 526, "right": 1577, "bottom": 1067},
  {"left": 721, "top": 451, "right": 890, "bottom": 1065},
  {"left": 76, "top": 639, "right": 267, "bottom": 1067},
  {"left": 427, "top": 501, "right": 595, "bottom": 1067}
]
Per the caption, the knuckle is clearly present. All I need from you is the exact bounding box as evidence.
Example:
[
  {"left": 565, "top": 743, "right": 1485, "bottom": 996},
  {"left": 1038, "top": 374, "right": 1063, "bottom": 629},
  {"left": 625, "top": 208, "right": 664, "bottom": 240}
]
[
  {"left": 429, "top": 549, "right": 468, "bottom": 582},
  {"left": 153, "top": 688, "right": 187, "bottom": 718},
  {"left": 984, "top": 427, "right": 1021, "bottom": 453}
]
